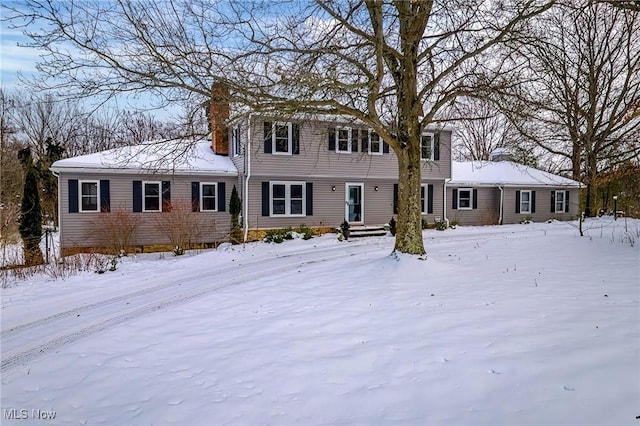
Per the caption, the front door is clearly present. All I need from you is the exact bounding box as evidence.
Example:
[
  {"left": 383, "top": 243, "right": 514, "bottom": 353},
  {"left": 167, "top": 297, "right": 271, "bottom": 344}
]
[{"left": 345, "top": 183, "right": 364, "bottom": 224}]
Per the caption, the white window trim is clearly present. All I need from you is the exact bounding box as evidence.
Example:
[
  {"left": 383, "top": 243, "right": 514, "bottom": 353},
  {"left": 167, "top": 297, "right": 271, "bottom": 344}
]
[
  {"left": 458, "top": 187, "right": 473, "bottom": 210},
  {"left": 272, "top": 122, "right": 293, "bottom": 155},
  {"left": 270, "top": 181, "right": 306, "bottom": 217},
  {"left": 421, "top": 184, "right": 428, "bottom": 214},
  {"left": 555, "top": 190, "right": 566, "bottom": 212},
  {"left": 520, "top": 190, "right": 532, "bottom": 214},
  {"left": 336, "top": 127, "right": 352, "bottom": 154},
  {"left": 421, "top": 132, "right": 435, "bottom": 161},
  {"left": 200, "top": 182, "right": 218, "bottom": 212},
  {"left": 368, "top": 130, "right": 382, "bottom": 155},
  {"left": 232, "top": 125, "right": 241, "bottom": 157},
  {"left": 142, "top": 181, "right": 162, "bottom": 213},
  {"left": 79, "top": 180, "right": 100, "bottom": 213}
]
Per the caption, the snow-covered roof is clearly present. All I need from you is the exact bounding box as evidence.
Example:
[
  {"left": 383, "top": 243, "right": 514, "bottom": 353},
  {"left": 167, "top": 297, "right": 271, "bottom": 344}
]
[
  {"left": 50, "top": 139, "right": 237, "bottom": 176},
  {"left": 451, "top": 161, "right": 581, "bottom": 187}
]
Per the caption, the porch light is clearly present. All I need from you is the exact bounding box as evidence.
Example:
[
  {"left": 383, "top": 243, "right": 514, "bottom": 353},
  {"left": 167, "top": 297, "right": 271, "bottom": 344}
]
[
  {"left": 613, "top": 195, "right": 618, "bottom": 221},
  {"left": 332, "top": 186, "right": 336, "bottom": 191},
  {"left": 375, "top": 186, "right": 379, "bottom": 191}
]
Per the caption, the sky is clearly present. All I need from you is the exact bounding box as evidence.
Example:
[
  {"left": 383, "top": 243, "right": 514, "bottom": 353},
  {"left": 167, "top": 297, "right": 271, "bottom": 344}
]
[{"left": 0, "top": 8, "right": 40, "bottom": 91}]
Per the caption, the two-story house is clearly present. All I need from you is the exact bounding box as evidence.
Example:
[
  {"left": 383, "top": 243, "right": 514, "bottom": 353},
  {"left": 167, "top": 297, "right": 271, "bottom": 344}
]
[{"left": 51, "top": 86, "right": 580, "bottom": 255}]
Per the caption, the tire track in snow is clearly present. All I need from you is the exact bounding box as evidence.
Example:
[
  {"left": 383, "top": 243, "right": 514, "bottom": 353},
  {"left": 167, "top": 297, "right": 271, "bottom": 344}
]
[{"left": 1, "top": 243, "right": 388, "bottom": 373}]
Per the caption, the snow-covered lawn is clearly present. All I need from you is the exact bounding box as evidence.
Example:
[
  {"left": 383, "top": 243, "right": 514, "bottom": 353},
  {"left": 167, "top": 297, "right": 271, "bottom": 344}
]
[{"left": 1, "top": 219, "right": 639, "bottom": 425}]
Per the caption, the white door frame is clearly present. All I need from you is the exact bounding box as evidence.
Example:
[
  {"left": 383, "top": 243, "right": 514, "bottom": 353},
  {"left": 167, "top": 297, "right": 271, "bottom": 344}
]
[{"left": 345, "top": 182, "right": 364, "bottom": 225}]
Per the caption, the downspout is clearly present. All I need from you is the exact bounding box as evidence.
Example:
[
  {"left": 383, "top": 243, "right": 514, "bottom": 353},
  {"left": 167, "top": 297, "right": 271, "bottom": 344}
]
[
  {"left": 243, "top": 114, "right": 252, "bottom": 243},
  {"left": 443, "top": 178, "right": 451, "bottom": 227},
  {"left": 51, "top": 170, "right": 62, "bottom": 255},
  {"left": 498, "top": 186, "right": 504, "bottom": 225}
]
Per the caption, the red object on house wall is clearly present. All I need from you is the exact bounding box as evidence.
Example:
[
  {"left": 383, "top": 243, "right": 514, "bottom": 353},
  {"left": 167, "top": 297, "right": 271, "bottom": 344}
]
[{"left": 210, "top": 82, "right": 229, "bottom": 156}]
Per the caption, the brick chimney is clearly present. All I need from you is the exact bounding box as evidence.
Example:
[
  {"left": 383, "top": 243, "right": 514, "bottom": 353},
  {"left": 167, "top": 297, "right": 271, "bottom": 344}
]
[{"left": 209, "top": 81, "right": 229, "bottom": 156}]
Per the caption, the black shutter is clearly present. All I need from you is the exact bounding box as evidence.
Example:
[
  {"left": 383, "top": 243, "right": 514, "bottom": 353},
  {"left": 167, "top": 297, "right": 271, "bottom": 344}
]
[
  {"left": 133, "top": 180, "right": 142, "bottom": 212},
  {"left": 191, "top": 182, "right": 200, "bottom": 212},
  {"left": 162, "top": 181, "right": 171, "bottom": 212},
  {"left": 393, "top": 184, "right": 398, "bottom": 214},
  {"left": 427, "top": 184, "right": 434, "bottom": 214},
  {"left": 328, "top": 127, "right": 336, "bottom": 151},
  {"left": 306, "top": 182, "right": 313, "bottom": 216},
  {"left": 351, "top": 129, "right": 358, "bottom": 152},
  {"left": 531, "top": 191, "right": 536, "bottom": 213},
  {"left": 515, "top": 190, "right": 521, "bottom": 213},
  {"left": 218, "top": 182, "right": 226, "bottom": 212},
  {"left": 434, "top": 133, "right": 440, "bottom": 161},
  {"left": 452, "top": 188, "right": 458, "bottom": 210},
  {"left": 472, "top": 189, "right": 478, "bottom": 209},
  {"left": 262, "top": 182, "right": 270, "bottom": 216},
  {"left": 361, "top": 130, "right": 369, "bottom": 153},
  {"left": 550, "top": 191, "right": 556, "bottom": 213},
  {"left": 100, "top": 180, "right": 110, "bottom": 213},
  {"left": 292, "top": 123, "right": 300, "bottom": 155},
  {"left": 68, "top": 179, "right": 79, "bottom": 213},
  {"left": 565, "top": 191, "right": 570, "bottom": 212},
  {"left": 264, "top": 121, "right": 272, "bottom": 154},
  {"left": 383, "top": 141, "right": 390, "bottom": 154}
]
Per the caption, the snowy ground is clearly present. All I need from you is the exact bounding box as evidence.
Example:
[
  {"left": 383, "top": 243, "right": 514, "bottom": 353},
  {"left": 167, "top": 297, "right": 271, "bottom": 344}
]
[{"left": 1, "top": 218, "right": 639, "bottom": 425}]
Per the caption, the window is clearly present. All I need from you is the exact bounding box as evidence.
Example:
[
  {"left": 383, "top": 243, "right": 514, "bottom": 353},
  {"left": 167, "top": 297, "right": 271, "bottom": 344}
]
[
  {"left": 337, "top": 128, "right": 351, "bottom": 153},
  {"left": 143, "top": 182, "right": 161, "bottom": 212},
  {"left": 232, "top": 125, "right": 241, "bottom": 156},
  {"left": 270, "top": 182, "right": 305, "bottom": 216},
  {"left": 201, "top": 183, "right": 217, "bottom": 211},
  {"left": 520, "top": 190, "right": 532, "bottom": 214},
  {"left": 420, "top": 184, "right": 428, "bottom": 214},
  {"left": 369, "top": 131, "right": 382, "bottom": 155},
  {"left": 80, "top": 180, "right": 99, "bottom": 212},
  {"left": 273, "top": 122, "right": 292, "bottom": 154},
  {"left": 421, "top": 133, "right": 434, "bottom": 160},
  {"left": 458, "top": 188, "right": 472, "bottom": 210},
  {"left": 555, "top": 190, "right": 566, "bottom": 212}
]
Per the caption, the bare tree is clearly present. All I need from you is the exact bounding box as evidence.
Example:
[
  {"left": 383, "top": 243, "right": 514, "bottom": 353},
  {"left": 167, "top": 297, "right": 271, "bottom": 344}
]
[
  {"left": 5, "top": 0, "right": 555, "bottom": 255},
  {"left": 500, "top": 0, "right": 640, "bottom": 216}
]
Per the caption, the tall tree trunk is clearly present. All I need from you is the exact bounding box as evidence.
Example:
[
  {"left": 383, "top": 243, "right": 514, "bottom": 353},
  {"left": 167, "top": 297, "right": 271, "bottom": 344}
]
[{"left": 395, "top": 142, "right": 425, "bottom": 256}]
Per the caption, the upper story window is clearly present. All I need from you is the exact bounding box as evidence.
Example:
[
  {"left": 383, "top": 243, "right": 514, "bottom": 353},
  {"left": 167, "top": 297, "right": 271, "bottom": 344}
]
[
  {"left": 457, "top": 188, "right": 472, "bottom": 210},
  {"left": 421, "top": 133, "right": 435, "bottom": 160},
  {"left": 337, "top": 128, "right": 351, "bottom": 153},
  {"left": 264, "top": 121, "right": 300, "bottom": 155},
  {"left": 80, "top": 180, "right": 99, "bottom": 212},
  {"left": 232, "top": 125, "right": 241, "bottom": 157},
  {"left": 143, "top": 181, "right": 161, "bottom": 212},
  {"left": 369, "top": 131, "right": 382, "bottom": 155},
  {"left": 274, "top": 122, "right": 292, "bottom": 154},
  {"left": 201, "top": 183, "right": 217, "bottom": 211}
]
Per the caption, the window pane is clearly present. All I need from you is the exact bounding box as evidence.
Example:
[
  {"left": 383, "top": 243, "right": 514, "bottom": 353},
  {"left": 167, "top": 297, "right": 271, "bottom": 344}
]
[
  {"left": 82, "top": 182, "right": 97, "bottom": 196},
  {"left": 275, "top": 138, "right": 288, "bottom": 152},
  {"left": 145, "top": 197, "right": 160, "bottom": 211},
  {"left": 522, "top": 192, "right": 530, "bottom": 202},
  {"left": 272, "top": 184, "right": 285, "bottom": 198},
  {"left": 338, "top": 129, "right": 349, "bottom": 151},
  {"left": 82, "top": 197, "right": 97, "bottom": 211},
  {"left": 145, "top": 183, "right": 159, "bottom": 196},
  {"left": 272, "top": 200, "right": 285, "bottom": 215},
  {"left": 275, "top": 124, "right": 288, "bottom": 139},
  {"left": 202, "top": 198, "right": 216, "bottom": 211},
  {"left": 290, "top": 184, "right": 303, "bottom": 199},
  {"left": 290, "top": 200, "right": 303, "bottom": 215},
  {"left": 202, "top": 184, "right": 216, "bottom": 197}
]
